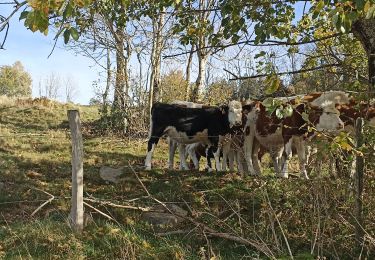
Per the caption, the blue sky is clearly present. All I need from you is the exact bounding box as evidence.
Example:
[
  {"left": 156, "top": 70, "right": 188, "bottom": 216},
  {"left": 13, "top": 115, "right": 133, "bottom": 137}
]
[{"left": 1, "top": 5, "right": 100, "bottom": 105}]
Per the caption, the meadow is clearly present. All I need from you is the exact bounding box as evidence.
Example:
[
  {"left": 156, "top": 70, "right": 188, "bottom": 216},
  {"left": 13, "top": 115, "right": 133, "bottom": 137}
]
[{"left": 0, "top": 97, "right": 374, "bottom": 259}]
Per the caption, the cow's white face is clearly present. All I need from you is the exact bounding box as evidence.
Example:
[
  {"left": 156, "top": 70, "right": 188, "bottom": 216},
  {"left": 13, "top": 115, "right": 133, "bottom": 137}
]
[
  {"left": 315, "top": 106, "right": 344, "bottom": 132},
  {"left": 228, "top": 100, "right": 243, "bottom": 127}
]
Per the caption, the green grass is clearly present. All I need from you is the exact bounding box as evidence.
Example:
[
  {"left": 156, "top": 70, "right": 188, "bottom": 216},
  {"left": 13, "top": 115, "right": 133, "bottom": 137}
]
[{"left": 0, "top": 97, "right": 375, "bottom": 259}]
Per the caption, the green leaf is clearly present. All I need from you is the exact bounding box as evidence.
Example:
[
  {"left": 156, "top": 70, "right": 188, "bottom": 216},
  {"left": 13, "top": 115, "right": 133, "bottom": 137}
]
[
  {"left": 355, "top": 0, "right": 365, "bottom": 10},
  {"left": 63, "top": 29, "right": 70, "bottom": 44},
  {"left": 70, "top": 27, "right": 79, "bottom": 41},
  {"left": 19, "top": 11, "right": 29, "bottom": 21},
  {"left": 366, "top": 6, "right": 375, "bottom": 19},
  {"left": 265, "top": 76, "right": 280, "bottom": 95},
  {"left": 275, "top": 107, "right": 283, "bottom": 119},
  {"left": 262, "top": 97, "right": 274, "bottom": 107},
  {"left": 254, "top": 51, "right": 266, "bottom": 59},
  {"left": 284, "top": 104, "right": 293, "bottom": 117},
  {"left": 301, "top": 112, "right": 309, "bottom": 122},
  {"left": 63, "top": 3, "right": 74, "bottom": 19},
  {"left": 316, "top": 0, "right": 325, "bottom": 12},
  {"left": 340, "top": 25, "right": 346, "bottom": 33}
]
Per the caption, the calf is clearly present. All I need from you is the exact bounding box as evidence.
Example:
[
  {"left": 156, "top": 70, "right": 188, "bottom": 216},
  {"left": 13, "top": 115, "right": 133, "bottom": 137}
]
[
  {"left": 145, "top": 100, "right": 243, "bottom": 170},
  {"left": 244, "top": 91, "right": 350, "bottom": 178},
  {"left": 167, "top": 101, "right": 206, "bottom": 170},
  {"left": 184, "top": 103, "right": 254, "bottom": 173}
]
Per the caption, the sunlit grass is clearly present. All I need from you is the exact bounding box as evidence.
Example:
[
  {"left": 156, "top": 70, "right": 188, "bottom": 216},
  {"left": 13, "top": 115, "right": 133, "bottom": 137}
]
[{"left": 0, "top": 97, "right": 374, "bottom": 259}]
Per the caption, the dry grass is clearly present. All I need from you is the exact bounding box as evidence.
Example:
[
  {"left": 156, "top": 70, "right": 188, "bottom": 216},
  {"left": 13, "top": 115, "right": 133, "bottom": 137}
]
[{"left": 0, "top": 97, "right": 374, "bottom": 259}]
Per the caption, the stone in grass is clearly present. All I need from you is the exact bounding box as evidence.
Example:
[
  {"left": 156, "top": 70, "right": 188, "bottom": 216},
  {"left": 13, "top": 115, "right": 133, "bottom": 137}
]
[
  {"left": 99, "top": 166, "right": 125, "bottom": 184},
  {"left": 142, "top": 204, "right": 188, "bottom": 227}
]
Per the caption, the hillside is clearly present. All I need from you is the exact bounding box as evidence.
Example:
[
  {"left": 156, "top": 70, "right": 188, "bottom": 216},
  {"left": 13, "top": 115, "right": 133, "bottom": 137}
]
[{"left": 0, "top": 97, "right": 374, "bottom": 259}]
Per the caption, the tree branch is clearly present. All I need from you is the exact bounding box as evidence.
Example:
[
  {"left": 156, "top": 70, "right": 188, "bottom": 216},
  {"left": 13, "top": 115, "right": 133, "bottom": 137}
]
[
  {"left": 163, "top": 33, "right": 342, "bottom": 59},
  {"left": 227, "top": 63, "right": 341, "bottom": 81}
]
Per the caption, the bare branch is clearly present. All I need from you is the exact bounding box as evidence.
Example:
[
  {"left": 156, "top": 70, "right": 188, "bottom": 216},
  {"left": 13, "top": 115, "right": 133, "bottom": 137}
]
[
  {"left": 163, "top": 33, "right": 342, "bottom": 59},
  {"left": 227, "top": 63, "right": 341, "bottom": 81}
]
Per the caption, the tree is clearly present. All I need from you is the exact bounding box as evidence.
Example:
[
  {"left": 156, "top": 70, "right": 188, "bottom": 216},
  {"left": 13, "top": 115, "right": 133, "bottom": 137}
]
[
  {"left": 64, "top": 76, "right": 78, "bottom": 103},
  {"left": 0, "top": 61, "right": 32, "bottom": 97},
  {"left": 160, "top": 69, "right": 188, "bottom": 103},
  {"left": 38, "top": 72, "right": 61, "bottom": 100},
  {"left": 204, "top": 78, "right": 235, "bottom": 105}
]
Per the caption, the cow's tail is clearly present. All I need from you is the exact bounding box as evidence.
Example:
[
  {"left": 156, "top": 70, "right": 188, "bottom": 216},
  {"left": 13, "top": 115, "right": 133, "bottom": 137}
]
[{"left": 148, "top": 103, "right": 157, "bottom": 139}]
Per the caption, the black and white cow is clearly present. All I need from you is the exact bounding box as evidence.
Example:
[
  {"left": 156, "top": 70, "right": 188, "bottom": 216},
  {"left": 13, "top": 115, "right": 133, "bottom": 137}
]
[{"left": 145, "top": 100, "right": 243, "bottom": 170}]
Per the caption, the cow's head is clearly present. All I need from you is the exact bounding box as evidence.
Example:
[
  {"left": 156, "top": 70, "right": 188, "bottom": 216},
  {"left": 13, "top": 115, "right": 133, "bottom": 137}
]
[
  {"left": 315, "top": 105, "right": 345, "bottom": 132},
  {"left": 363, "top": 103, "right": 375, "bottom": 127},
  {"left": 227, "top": 100, "right": 243, "bottom": 127}
]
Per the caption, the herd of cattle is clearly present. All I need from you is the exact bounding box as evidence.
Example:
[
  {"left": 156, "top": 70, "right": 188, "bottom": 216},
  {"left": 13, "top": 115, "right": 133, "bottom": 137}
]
[{"left": 144, "top": 91, "right": 375, "bottom": 178}]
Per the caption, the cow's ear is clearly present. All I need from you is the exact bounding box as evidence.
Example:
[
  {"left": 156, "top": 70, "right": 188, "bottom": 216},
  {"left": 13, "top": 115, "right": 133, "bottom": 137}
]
[
  {"left": 220, "top": 107, "right": 225, "bottom": 114},
  {"left": 220, "top": 106, "right": 227, "bottom": 114},
  {"left": 255, "top": 103, "right": 261, "bottom": 112}
]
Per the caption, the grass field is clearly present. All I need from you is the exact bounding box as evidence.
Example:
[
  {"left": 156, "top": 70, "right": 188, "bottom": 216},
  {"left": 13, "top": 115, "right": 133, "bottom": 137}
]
[{"left": 0, "top": 96, "right": 374, "bottom": 259}]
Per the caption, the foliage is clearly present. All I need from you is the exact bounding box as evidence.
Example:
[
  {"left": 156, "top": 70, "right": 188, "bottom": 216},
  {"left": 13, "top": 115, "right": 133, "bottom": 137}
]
[
  {"left": 0, "top": 61, "right": 32, "bottom": 97},
  {"left": 160, "top": 70, "right": 188, "bottom": 103},
  {"left": 203, "top": 78, "right": 235, "bottom": 105},
  {"left": 291, "top": 30, "right": 368, "bottom": 94},
  {"left": 1, "top": 99, "right": 375, "bottom": 258}
]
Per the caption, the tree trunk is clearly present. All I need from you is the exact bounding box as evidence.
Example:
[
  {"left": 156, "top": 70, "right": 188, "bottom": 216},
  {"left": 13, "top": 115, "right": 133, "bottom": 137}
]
[
  {"left": 354, "top": 118, "right": 365, "bottom": 247},
  {"left": 352, "top": 18, "right": 375, "bottom": 97},
  {"left": 124, "top": 39, "right": 132, "bottom": 106},
  {"left": 351, "top": 18, "right": 375, "bottom": 251},
  {"left": 102, "top": 47, "right": 111, "bottom": 116},
  {"left": 185, "top": 46, "right": 194, "bottom": 100},
  {"left": 113, "top": 28, "right": 126, "bottom": 110},
  {"left": 191, "top": 49, "right": 207, "bottom": 102},
  {"left": 148, "top": 10, "right": 165, "bottom": 115}
]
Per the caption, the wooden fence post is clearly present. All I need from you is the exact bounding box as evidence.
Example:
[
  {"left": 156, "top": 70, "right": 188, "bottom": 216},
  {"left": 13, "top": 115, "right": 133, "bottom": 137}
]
[
  {"left": 68, "top": 110, "right": 84, "bottom": 232},
  {"left": 354, "top": 117, "right": 364, "bottom": 245}
]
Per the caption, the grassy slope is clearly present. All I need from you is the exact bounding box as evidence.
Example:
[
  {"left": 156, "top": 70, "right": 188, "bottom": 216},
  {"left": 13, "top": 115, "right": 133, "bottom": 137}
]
[{"left": 0, "top": 97, "right": 374, "bottom": 259}]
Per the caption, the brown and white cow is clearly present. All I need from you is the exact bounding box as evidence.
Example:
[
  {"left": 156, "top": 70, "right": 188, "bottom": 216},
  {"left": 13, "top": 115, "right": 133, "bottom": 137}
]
[{"left": 244, "top": 91, "right": 350, "bottom": 178}]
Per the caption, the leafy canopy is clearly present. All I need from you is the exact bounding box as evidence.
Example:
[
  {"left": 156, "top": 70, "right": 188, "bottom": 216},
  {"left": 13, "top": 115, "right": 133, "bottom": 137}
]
[{"left": 0, "top": 61, "right": 32, "bottom": 97}]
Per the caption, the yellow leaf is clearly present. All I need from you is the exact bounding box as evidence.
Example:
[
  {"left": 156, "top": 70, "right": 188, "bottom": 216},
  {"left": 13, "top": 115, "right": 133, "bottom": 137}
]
[
  {"left": 340, "top": 142, "right": 352, "bottom": 151},
  {"left": 109, "top": 228, "right": 120, "bottom": 234},
  {"left": 364, "top": 1, "right": 371, "bottom": 12}
]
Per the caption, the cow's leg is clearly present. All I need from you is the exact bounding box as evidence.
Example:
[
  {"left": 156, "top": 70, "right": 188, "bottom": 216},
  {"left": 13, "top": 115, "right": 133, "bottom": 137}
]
[
  {"left": 222, "top": 141, "right": 231, "bottom": 171},
  {"left": 213, "top": 146, "right": 222, "bottom": 171},
  {"left": 295, "top": 137, "right": 309, "bottom": 179},
  {"left": 205, "top": 146, "right": 214, "bottom": 172},
  {"left": 280, "top": 140, "right": 292, "bottom": 178},
  {"left": 236, "top": 150, "right": 245, "bottom": 174},
  {"left": 208, "top": 136, "right": 221, "bottom": 171},
  {"left": 228, "top": 149, "right": 235, "bottom": 171},
  {"left": 186, "top": 144, "right": 199, "bottom": 170},
  {"left": 269, "top": 150, "right": 281, "bottom": 176},
  {"left": 168, "top": 138, "right": 177, "bottom": 170},
  {"left": 251, "top": 140, "right": 262, "bottom": 175},
  {"left": 244, "top": 129, "right": 256, "bottom": 175},
  {"left": 145, "top": 136, "right": 160, "bottom": 170},
  {"left": 178, "top": 143, "right": 189, "bottom": 170}
]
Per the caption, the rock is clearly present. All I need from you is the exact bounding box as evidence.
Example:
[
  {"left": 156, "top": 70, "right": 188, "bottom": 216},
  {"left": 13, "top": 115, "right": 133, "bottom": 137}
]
[
  {"left": 142, "top": 204, "right": 188, "bottom": 227},
  {"left": 99, "top": 166, "right": 124, "bottom": 184}
]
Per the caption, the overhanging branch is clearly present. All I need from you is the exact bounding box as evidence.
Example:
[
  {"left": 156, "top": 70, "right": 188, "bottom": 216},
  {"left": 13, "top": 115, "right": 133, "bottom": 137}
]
[
  {"left": 163, "top": 33, "right": 342, "bottom": 59},
  {"left": 227, "top": 63, "right": 341, "bottom": 81}
]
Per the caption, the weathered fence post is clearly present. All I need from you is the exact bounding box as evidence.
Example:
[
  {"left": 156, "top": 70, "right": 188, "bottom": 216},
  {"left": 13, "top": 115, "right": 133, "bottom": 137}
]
[
  {"left": 68, "top": 110, "right": 84, "bottom": 232},
  {"left": 354, "top": 117, "right": 364, "bottom": 245}
]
